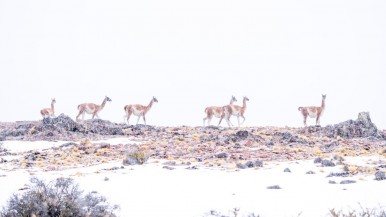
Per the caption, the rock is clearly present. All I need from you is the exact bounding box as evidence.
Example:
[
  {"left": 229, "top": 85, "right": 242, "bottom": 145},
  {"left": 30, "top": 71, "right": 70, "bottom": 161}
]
[
  {"left": 327, "top": 172, "right": 349, "bottom": 177},
  {"left": 163, "top": 166, "right": 175, "bottom": 170},
  {"left": 163, "top": 161, "right": 177, "bottom": 166},
  {"left": 266, "top": 140, "right": 275, "bottom": 146},
  {"left": 84, "top": 119, "right": 124, "bottom": 135},
  {"left": 236, "top": 163, "right": 247, "bottom": 169},
  {"left": 216, "top": 153, "right": 228, "bottom": 159},
  {"left": 378, "top": 165, "right": 386, "bottom": 169},
  {"left": 306, "top": 171, "right": 315, "bottom": 174},
  {"left": 240, "top": 160, "right": 263, "bottom": 169},
  {"left": 340, "top": 180, "right": 356, "bottom": 184},
  {"left": 254, "top": 160, "right": 263, "bottom": 167},
  {"left": 59, "top": 142, "right": 78, "bottom": 149},
  {"left": 104, "top": 177, "right": 109, "bottom": 181},
  {"left": 324, "top": 112, "right": 384, "bottom": 139},
  {"left": 186, "top": 166, "right": 198, "bottom": 170},
  {"left": 245, "top": 161, "right": 255, "bottom": 168},
  {"left": 314, "top": 157, "right": 322, "bottom": 164},
  {"left": 132, "top": 124, "right": 155, "bottom": 131},
  {"left": 267, "top": 185, "right": 281, "bottom": 189},
  {"left": 233, "top": 143, "right": 241, "bottom": 149},
  {"left": 375, "top": 171, "right": 385, "bottom": 181},
  {"left": 283, "top": 168, "right": 291, "bottom": 173},
  {"left": 333, "top": 155, "right": 345, "bottom": 163},
  {"left": 43, "top": 114, "right": 78, "bottom": 131},
  {"left": 321, "top": 159, "right": 335, "bottom": 167},
  {"left": 235, "top": 130, "right": 249, "bottom": 139},
  {"left": 225, "top": 130, "right": 253, "bottom": 143},
  {"left": 329, "top": 180, "right": 337, "bottom": 184},
  {"left": 274, "top": 131, "right": 306, "bottom": 144}
]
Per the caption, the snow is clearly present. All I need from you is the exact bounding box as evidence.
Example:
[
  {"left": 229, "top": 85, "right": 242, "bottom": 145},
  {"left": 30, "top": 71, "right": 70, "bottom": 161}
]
[{"left": 1, "top": 139, "right": 386, "bottom": 217}]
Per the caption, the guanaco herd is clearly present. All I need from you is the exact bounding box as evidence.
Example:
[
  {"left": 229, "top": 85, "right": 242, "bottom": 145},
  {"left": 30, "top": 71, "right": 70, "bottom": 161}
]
[{"left": 40, "top": 95, "right": 327, "bottom": 127}]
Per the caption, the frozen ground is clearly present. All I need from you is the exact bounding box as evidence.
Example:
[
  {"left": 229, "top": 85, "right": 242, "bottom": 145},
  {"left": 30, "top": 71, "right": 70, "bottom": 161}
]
[{"left": 1, "top": 139, "right": 386, "bottom": 217}]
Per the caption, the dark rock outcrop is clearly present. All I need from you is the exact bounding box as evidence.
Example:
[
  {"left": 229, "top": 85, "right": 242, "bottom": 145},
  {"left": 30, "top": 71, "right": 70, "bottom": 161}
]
[{"left": 324, "top": 112, "right": 384, "bottom": 139}]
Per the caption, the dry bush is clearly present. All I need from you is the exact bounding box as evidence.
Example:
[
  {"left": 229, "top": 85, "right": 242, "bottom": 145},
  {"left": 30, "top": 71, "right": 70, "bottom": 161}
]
[
  {"left": 1, "top": 177, "right": 118, "bottom": 217},
  {"left": 123, "top": 145, "right": 150, "bottom": 165},
  {"left": 329, "top": 207, "right": 386, "bottom": 217}
]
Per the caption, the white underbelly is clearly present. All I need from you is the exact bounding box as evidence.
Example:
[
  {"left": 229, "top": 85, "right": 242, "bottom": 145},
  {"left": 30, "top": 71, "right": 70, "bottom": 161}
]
[
  {"left": 213, "top": 111, "right": 223, "bottom": 118},
  {"left": 85, "top": 107, "right": 95, "bottom": 114},
  {"left": 132, "top": 109, "right": 143, "bottom": 116},
  {"left": 308, "top": 111, "right": 317, "bottom": 118}
]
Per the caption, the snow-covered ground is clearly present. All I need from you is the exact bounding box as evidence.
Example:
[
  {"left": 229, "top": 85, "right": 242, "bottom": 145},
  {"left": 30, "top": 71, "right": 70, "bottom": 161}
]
[{"left": 1, "top": 139, "right": 385, "bottom": 217}]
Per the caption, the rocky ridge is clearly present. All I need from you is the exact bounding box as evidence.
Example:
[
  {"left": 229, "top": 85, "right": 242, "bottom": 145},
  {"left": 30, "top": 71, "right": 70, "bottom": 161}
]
[{"left": 0, "top": 112, "right": 385, "bottom": 172}]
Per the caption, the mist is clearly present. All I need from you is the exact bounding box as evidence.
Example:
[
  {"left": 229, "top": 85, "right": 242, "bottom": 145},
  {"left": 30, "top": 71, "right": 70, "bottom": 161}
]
[{"left": 0, "top": 0, "right": 385, "bottom": 128}]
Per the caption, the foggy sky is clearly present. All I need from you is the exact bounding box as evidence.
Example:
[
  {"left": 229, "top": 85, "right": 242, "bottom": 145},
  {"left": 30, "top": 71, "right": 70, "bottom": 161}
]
[{"left": 0, "top": 0, "right": 385, "bottom": 129}]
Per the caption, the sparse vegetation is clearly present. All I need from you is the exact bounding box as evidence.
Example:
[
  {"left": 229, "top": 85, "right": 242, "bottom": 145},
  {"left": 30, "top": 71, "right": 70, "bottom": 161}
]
[
  {"left": 329, "top": 207, "right": 386, "bottom": 217},
  {"left": 0, "top": 177, "right": 118, "bottom": 217},
  {"left": 204, "top": 207, "right": 386, "bottom": 217}
]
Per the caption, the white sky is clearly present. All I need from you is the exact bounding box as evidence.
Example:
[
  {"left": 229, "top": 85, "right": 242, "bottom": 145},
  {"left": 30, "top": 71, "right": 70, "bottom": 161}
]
[{"left": 0, "top": 0, "right": 385, "bottom": 128}]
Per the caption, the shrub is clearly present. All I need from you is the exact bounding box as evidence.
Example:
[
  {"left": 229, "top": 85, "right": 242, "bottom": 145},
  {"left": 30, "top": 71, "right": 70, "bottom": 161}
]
[
  {"left": 1, "top": 177, "right": 118, "bottom": 217},
  {"left": 123, "top": 145, "right": 150, "bottom": 165}
]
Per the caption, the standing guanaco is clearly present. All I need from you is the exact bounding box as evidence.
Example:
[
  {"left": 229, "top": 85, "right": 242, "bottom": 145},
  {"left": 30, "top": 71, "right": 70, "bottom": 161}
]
[
  {"left": 298, "top": 94, "right": 326, "bottom": 127},
  {"left": 203, "top": 96, "right": 237, "bottom": 126},
  {"left": 40, "top": 98, "right": 56, "bottom": 118},
  {"left": 76, "top": 96, "right": 112, "bottom": 121},
  {"left": 124, "top": 96, "right": 158, "bottom": 125},
  {"left": 222, "top": 96, "right": 249, "bottom": 127}
]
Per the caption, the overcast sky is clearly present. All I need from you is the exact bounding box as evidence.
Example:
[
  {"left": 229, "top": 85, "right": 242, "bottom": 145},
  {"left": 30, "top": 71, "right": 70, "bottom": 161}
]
[{"left": 0, "top": 0, "right": 385, "bottom": 129}]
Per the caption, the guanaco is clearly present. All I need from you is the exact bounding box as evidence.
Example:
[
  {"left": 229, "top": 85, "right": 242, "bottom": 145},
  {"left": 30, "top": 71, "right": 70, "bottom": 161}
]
[
  {"left": 40, "top": 98, "right": 56, "bottom": 118},
  {"left": 222, "top": 96, "right": 249, "bottom": 127},
  {"left": 298, "top": 94, "right": 326, "bottom": 127},
  {"left": 76, "top": 96, "right": 112, "bottom": 121},
  {"left": 203, "top": 96, "right": 237, "bottom": 126},
  {"left": 124, "top": 96, "right": 158, "bottom": 125}
]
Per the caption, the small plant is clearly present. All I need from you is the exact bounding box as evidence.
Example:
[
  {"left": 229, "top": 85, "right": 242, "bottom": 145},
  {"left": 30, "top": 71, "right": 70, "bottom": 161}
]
[
  {"left": 123, "top": 145, "right": 150, "bottom": 165},
  {"left": 1, "top": 177, "right": 118, "bottom": 217},
  {"left": 329, "top": 206, "right": 386, "bottom": 217}
]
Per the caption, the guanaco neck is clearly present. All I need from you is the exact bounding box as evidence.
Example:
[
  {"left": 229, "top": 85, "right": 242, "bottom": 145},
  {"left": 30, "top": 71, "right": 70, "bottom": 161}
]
[
  {"left": 230, "top": 98, "right": 235, "bottom": 105},
  {"left": 100, "top": 98, "right": 108, "bottom": 110},
  {"left": 145, "top": 99, "right": 154, "bottom": 113},
  {"left": 242, "top": 98, "right": 247, "bottom": 110},
  {"left": 321, "top": 98, "right": 325, "bottom": 110},
  {"left": 51, "top": 101, "right": 55, "bottom": 114}
]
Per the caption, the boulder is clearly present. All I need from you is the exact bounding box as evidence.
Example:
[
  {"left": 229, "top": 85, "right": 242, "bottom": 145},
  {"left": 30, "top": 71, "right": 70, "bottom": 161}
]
[
  {"left": 324, "top": 112, "right": 384, "bottom": 139},
  {"left": 375, "top": 171, "right": 385, "bottom": 181}
]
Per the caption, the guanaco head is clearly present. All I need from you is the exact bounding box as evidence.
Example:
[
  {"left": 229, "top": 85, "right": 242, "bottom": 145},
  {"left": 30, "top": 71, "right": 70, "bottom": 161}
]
[
  {"left": 243, "top": 96, "right": 250, "bottom": 101},
  {"left": 153, "top": 96, "right": 158, "bottom": 103},
  {"left": 322, "top": 94, "right": 326, "bottom": 100},
  {"left": 231, "top": 96, "right": 237, "bottom": 103},
  {"left": 105, "top": 96, "right": 112, "bottom": 102},
  {"left": 51, "top": 98, "right": 56, "bottom": 104}
]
